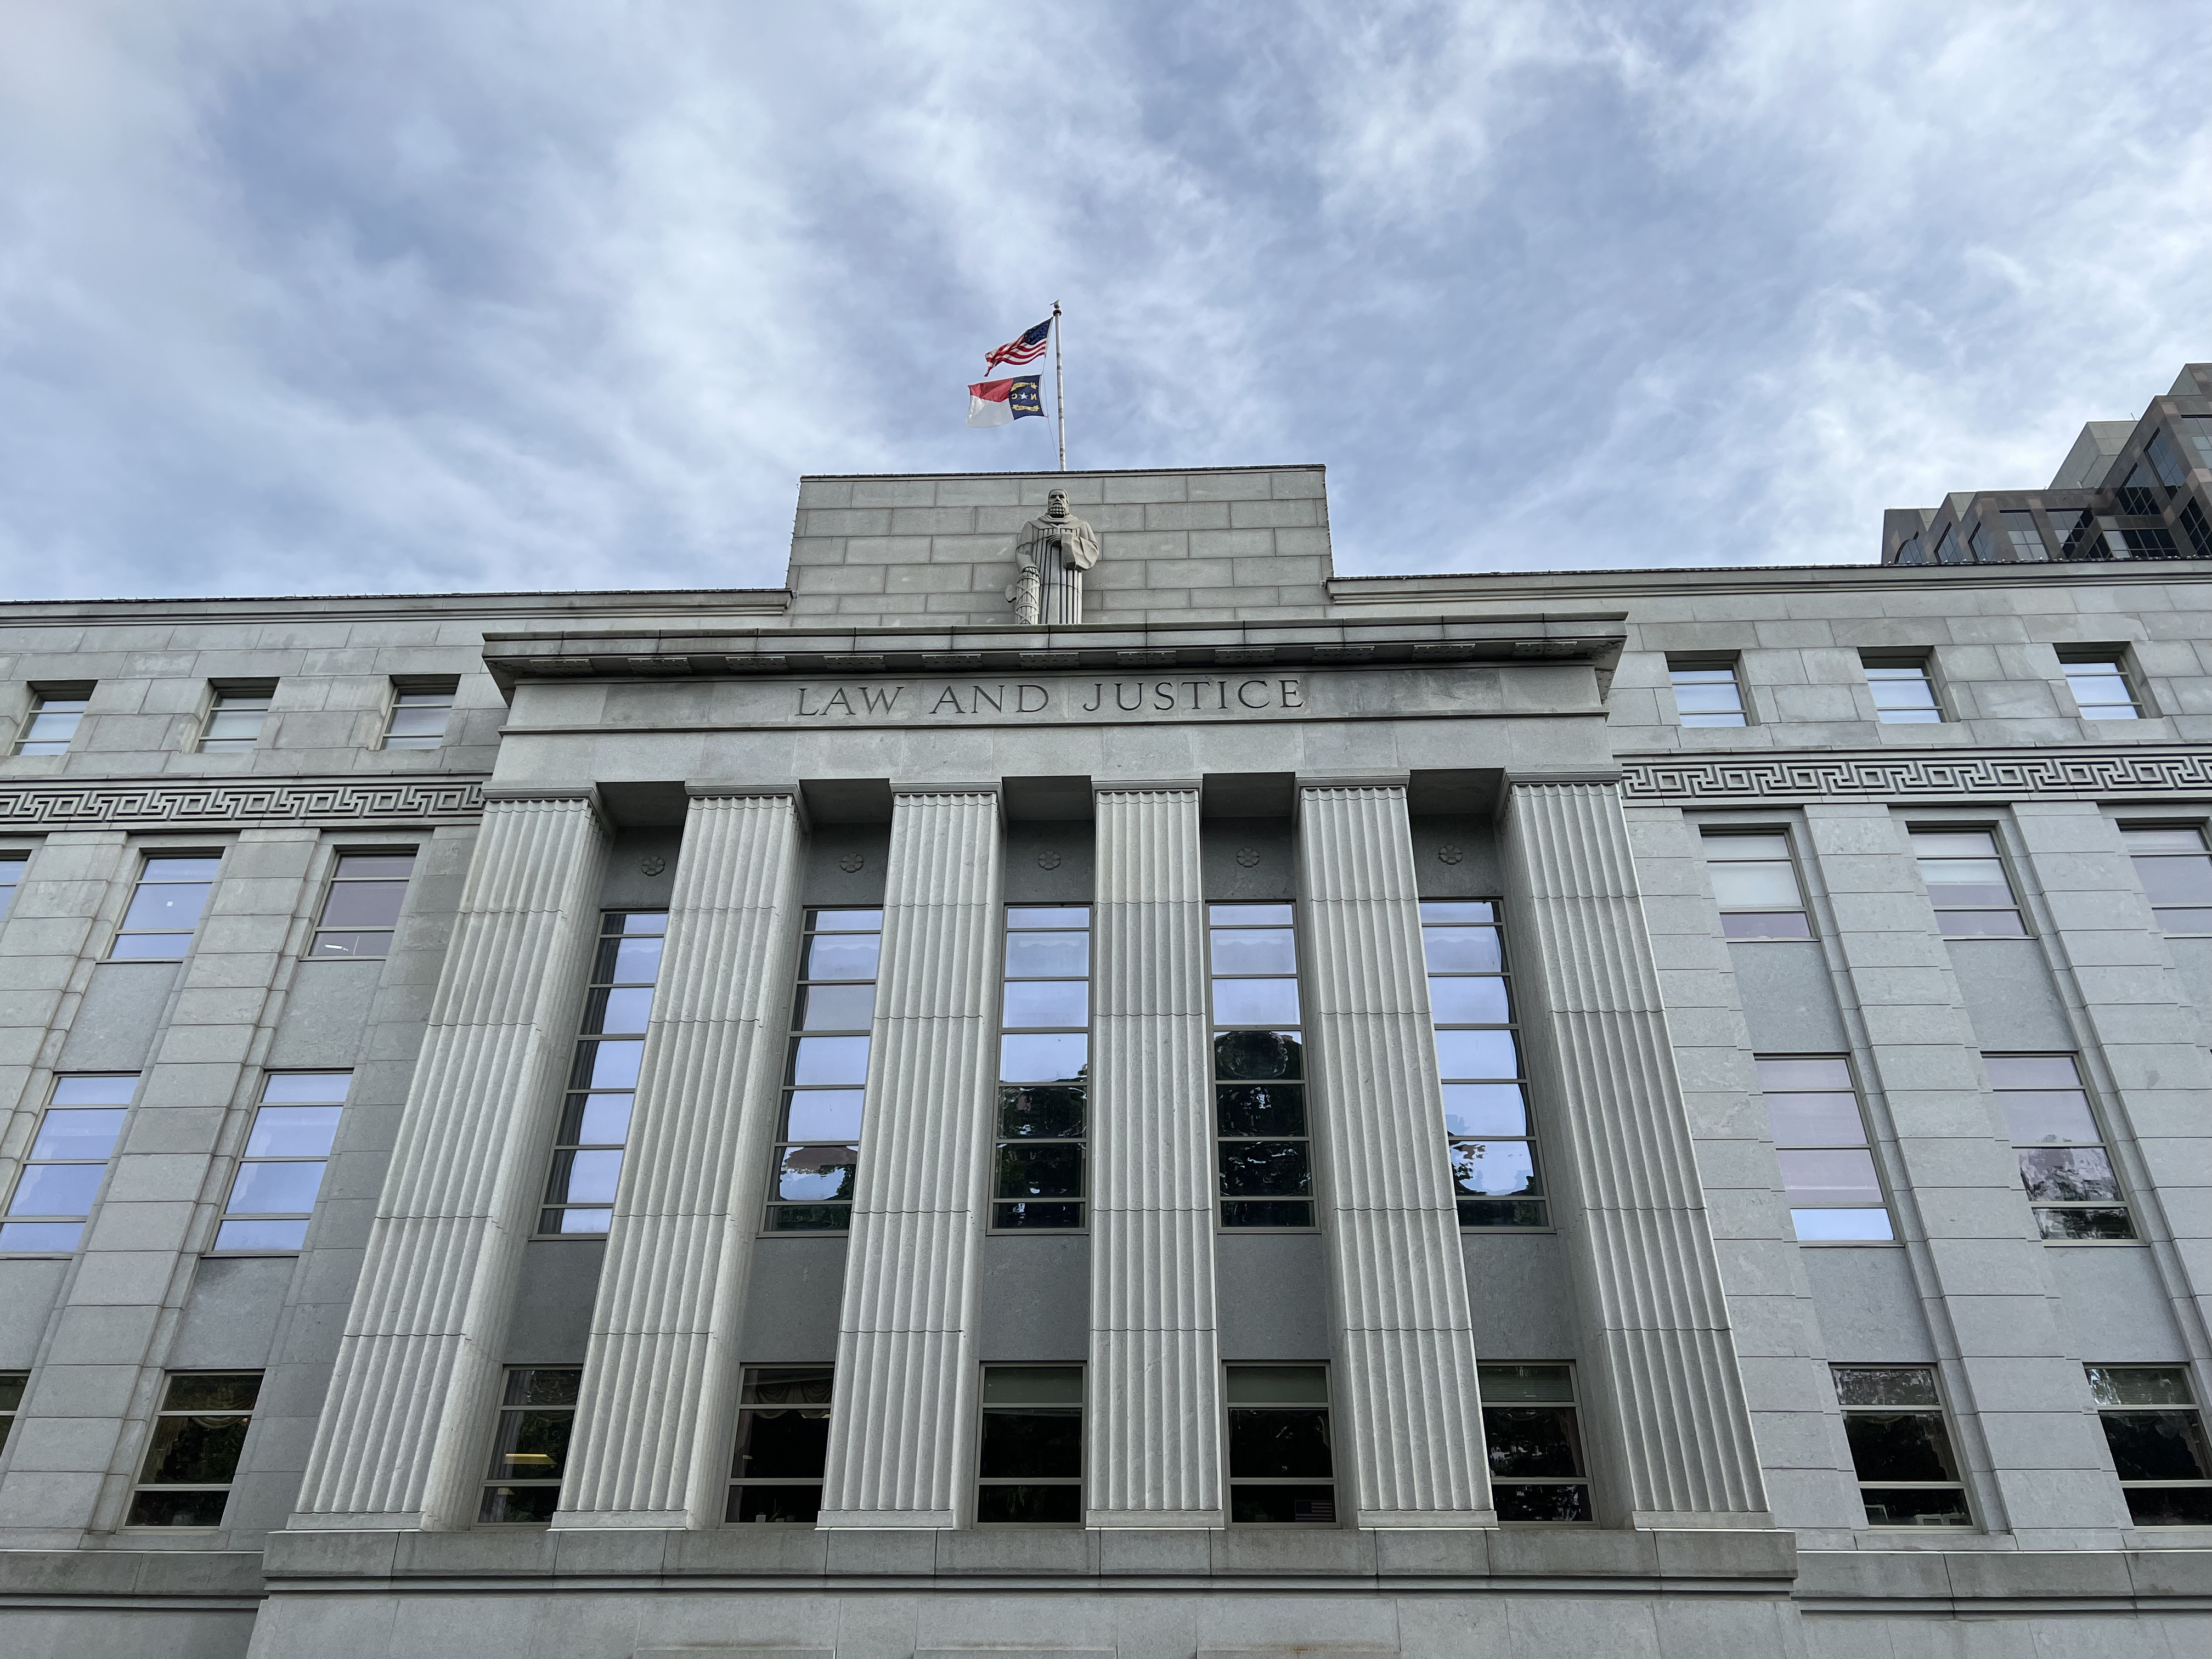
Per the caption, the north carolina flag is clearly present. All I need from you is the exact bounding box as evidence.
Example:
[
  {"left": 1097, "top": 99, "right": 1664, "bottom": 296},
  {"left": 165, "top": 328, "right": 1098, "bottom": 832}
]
[{"left": 967, "top": 376, "right": 1043, "bottom": 427}]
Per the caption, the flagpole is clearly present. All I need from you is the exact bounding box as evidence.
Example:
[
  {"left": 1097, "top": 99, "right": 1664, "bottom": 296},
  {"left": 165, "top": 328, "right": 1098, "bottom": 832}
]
[{"left": 1052, "top": 300, "right": 1066, "bottom": 471}]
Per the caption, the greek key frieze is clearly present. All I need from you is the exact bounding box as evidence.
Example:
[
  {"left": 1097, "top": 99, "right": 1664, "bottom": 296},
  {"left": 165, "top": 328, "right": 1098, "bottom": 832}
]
[
  {"left": 0, "top": 777, "right": 487, "bottom": 830},
  {"left": 1619, "top": 748, "right": 2212, "bottom": 804}
]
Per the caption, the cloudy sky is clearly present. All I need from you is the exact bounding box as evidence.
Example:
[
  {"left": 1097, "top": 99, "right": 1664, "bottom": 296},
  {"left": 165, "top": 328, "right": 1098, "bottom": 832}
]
[{"left": 2, "top": 1, "right": 2208, "bottom": 600}]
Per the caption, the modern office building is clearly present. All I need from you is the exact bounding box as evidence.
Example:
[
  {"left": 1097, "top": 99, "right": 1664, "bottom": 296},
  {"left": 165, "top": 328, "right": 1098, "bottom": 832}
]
[{"left": 5, "top": 381, "right": 2212, "bottom": 1658}]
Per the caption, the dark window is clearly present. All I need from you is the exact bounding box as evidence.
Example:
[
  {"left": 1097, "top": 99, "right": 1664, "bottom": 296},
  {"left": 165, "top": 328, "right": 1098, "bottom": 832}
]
[
  {"left": 541, "top": 912, "right": 665, "bottom": 1235},
  {"left": 2116, "top": 462, "right": 2166, "bottom": 516},
  {"left": 0, "top": 852, "right": 25, "bottom": 921},
  {"left": 2059, "top": 653, "right": 2143, "bottom": 720},
  {"left": 1863, "top": 657, "right": 1942, "bottom": 724},
  {"left": 110, "top": 853, "right": 222, "bottom": 960},
  {"left": 1759, "top": 1057, "right": 1892, "bottom": 1242},
  {"left": 1910, "top": 829, "right": 2024, "bottom": 937},
  {"left": 2087, "top": 1365, "right": 2212, "bottom": 1526},
  {"left": 199, "top": 684, "right": 274, "bottom": 753},
  {"left": 1933, "top": 526, "right": 1966, "bottom": 564},
  {"left": 767, "top": 909, "right": 882, "bottom": 1232},
  {"left": 2109, "top": 523, "right": 2180, "bottom": 558},
  {"left": 2, "top": 1074, "right": 136, "bottom": 1252},
  {"left": 1833, "top": 1365, "right": 1971, "bottom": 1527},
  {"left": 1969, "top": 522, "right": 1995, "bottom": 563},
  {"left": 1227, "top": 1364, "right": 1334, "bottom": 1523},
  {"left": 1893, "top": 534, "right": 1925, "bottom": 566},
  {"left": 1667, "top": 659, "right": 1747, "bottom": 726},
  {"left": 727, "top": 1364, "right": 833, "bottom": 1522},
  {"left": 995, "top": 906, "right": 1088, "bottom": 1230},
  {"left": 0, "top": 1372, "right": 22, "bottom": 1455},
  {"left": 307, "top": 851, "right": 417, "bottom": 958},
  {"left": 382, "top": 679, "right": 458, "bottom": 751},
  {"left": 2181, "top": 499, "right": 2212, "bottom": 558},
  {"left": 1702, "top": 831, "right": 1812, "bottom": 939},
  {"left": 214, "top": 1073, "right": 348, "bottom": 1252},
  {"left": 2000, "top": 510, "right": 2049, "bottom": 562},
  {"left": 2147, "top": 429, "right": 2190, "bottom": 490},
  {"left": 1480, "top": 1363, "right": 1593, "bottom": 1522},
  {"left": 479, "top": 1366, "right": 580, "bottom": 1522},
  {"left": 128, "top": 1373, "right": 261, "bottom": 1527},
  {"left": 1427, "top": 901, "right": 1543, "bottom": 1228},
  {"left": 14, "top": 685, "right": 92, "bottom": 755},
  {"left": 2123, "top": 825, "right": 2212, "bottom": 934},
  {"left": 1987, "top": 1054, "right": 2134, "bottom": 1241},
  {"left": 976, "top": 1365, "right": 1082, "bottom": 1523},
  {"left": 1210, "top": 904, "right": 1310, "bottom": 1228}
]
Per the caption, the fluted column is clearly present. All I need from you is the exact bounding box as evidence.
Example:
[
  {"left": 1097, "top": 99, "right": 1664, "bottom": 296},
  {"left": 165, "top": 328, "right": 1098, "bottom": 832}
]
[
  {"left": 1298, "top": 781, "right": 1494, "bottom": 1527},
  {"left": 1087, "top": 785, "right": 1222, "bottom": 1526},
  {"left": 817, "top": 787, "right": 1002, "bottom": 1527},
  {"left": 1500, "top": 776, "right": 1769, "bottom": 1527},
  {"left": 292, "top": 789, "right": 611, "bottom": 1530},
  {"left": 556, "top": 789, "right": 806, "bottom": 1530}
]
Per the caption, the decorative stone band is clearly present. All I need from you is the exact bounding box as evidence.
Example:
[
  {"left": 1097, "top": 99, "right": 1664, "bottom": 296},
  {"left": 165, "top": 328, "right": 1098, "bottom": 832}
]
[
  {"left": 0, "top": 776, "right": 486, "bottom": 829},
  {"left": 1620, "top": 746, "right": 2212, "bottom": 804}
]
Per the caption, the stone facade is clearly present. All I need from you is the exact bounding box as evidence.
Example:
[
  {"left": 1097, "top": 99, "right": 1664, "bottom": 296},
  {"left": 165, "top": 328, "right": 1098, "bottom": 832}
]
[{"left": 0, "top": 464, "right": 2209, "bottom": 1657}]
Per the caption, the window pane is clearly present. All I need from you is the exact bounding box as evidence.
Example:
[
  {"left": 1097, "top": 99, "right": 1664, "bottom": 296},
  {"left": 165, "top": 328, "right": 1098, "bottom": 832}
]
[
  {"left": 1227, "top": 1409, "right": 1333, "bottom": 1477},
  {"left": 317, "top": 882, "right": 409, "bottom": 929},
  {"left": 790, "top": 1036, "right": 870, "bottom": 1086},
  {"left": 1450, "top": 1141, "right": 1537, "bottom": 1197},
  {"left": 1440, "top": 1085, "right": 1525, "bottom": 1136},
  {"left": 1482, "top": 1406, "right": 1582, "bottom": 1476},
  {"left": 1212, "top": 978, "right": 1300, "bottom": 1025},
  {"left": 2087, "top": 1367, "right": 2194, "bottom": 1408},
  {"left": 1420, "top": 927, "right": 1503, "bottom": 973},
  {"left": 1435, "top": 1028, "right": 1518, "bottom": 1080},
  {"left": 1791, "top": 1207, "right": 1894, "bottom": 1242},
  {"left": 1776, "top": 1148, "right": 1881, "bottom": 1205},
  {"left": 1843, "top": 1413, "right": 1960, "bottom": 1482},
  {"left": 1210, "top": 929, "right": 1297, "bottom": 975},
  {"left": 120, "top": 883, "right": 211, "bottom": 933},
  {"left": 804, "top": 934, "right": 880, "bottom": 980},
  {"left": 799, "top": 983, "right": 875, "bottom": 1029},
  {"left": 138, "top": 1414, "right": 251, "bottom": 1486},
  {"left": 1765, "top": 1093, "right": 1866, "bottom": 1146},
  {"left": 1002, "top": 979, "right": 1088, "bottom": 1028},
  {"left": 999, "top": 1032, "right": 1087, "bottom": 1084},
  {"left": 776, "top": 1145, "right": 858, "bottom": 1202},
  {"left": 1835, "top": 1367, "right": 1938, "bottom": 1407},
  {"left": 1427, "top": 977, "right": 1510, "bottom": 1024},
  {"left": 1708, "top": 864, "right": 1802, "bottom": 909},
  {"left": 783, "top": 1091, "right": 863, "bottom": 1139},
  {"left": 8, "top": 1164, "right": 106, "bottom": 1215},
  {"left": 2100, "top": 1413, "right": 2212, "bottom": 1482},
  {"left": 225, "top": 1160, "right": 329, "bottom": 1214},
  {"left": 29, "top": 1107, "right": 128, "bottom": 1158},
  {"left": 1003, "top": 932, "right": 1088, "bottom": 976}
]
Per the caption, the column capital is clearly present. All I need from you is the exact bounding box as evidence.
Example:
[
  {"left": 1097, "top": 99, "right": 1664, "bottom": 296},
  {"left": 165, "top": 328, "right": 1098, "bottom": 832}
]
[
  {"left": 1093, "top": 777, "right": 1203, "bottom": 796},
  {"left": 1297, "top": 770, "right": 1411, "bottom": 791},
  {"left": 1500, "top": 767, "right": 1624, "bottom": 788},
  {"left": 684, "top": 782, "right": 809, "bottom": 828},
  {"left": 479, "top": 782, "right": 611, "bottom": 834}
]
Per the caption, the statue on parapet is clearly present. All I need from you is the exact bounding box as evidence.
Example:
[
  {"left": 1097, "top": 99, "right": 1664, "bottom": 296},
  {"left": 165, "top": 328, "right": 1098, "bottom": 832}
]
[{"left": 1006, "top": 488, "right": 1101, "bottom": 625}]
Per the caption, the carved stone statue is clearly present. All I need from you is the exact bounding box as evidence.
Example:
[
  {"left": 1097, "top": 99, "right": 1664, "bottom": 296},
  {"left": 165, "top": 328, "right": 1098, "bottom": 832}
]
[{"left": 1006, "top": 488, "right": 1101, "bottom": 625}]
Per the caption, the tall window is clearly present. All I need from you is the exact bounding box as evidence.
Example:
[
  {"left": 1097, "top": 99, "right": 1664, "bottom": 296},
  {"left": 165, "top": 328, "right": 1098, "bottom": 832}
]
[
  {"left": 0, "top": 851, "right": 25, "bottom": 920},
  {"left": 382, "top": 679, "right": 458, "bottom": 751},
  {"left": 995, "top": 906, "right": 1088, "bottom": 1230},
  {"left": 540, "top": 912, "right": 665, "bottom": 1235},
  {"left": 1702, "top": 830, "right": 1812, "bottom": 939},
  {"left": 1987, "top": 1053, "right": 2134, "bottom": 1240},
  {"left": 975, "top": 1365, "right": 1082, "bottom": 1523},
  {"left": 1833, "top": 1365, "right": 1970, "bottom": 1528},
  {"left": 1427, "top": 901, "right": 1543, "bottom": 1228},
  {"left": 2058, "top": 651, "right": 2145, "bottom": 720},
  {"left": 1226, "top": 1364, "right": 1334, "bottom": 1523},
  {"left": 2146, "top": 427, "right": 2190, "bottom": 490},
  {"left": 0, "top": 1373, "right": 21, "bottom": 1453},
  {"left": 1480, "top": 1363, "right": 1593, "bottom": 1522},
  {"left": 198, "top": 684, "right": 274, "bottom": 753},
  {"left": 13, "top": 685, "right": 92, "bottom": 755},
  {"left": 2000, "top": 510, "right": 2049, "bottom": 561},
  {"left": 307, "top": 851, "right": 416, "bottom": 958},
  {"left": 2115, "top": 461, "right": 2166, "bottom": 516},
  {"left": 768, "top": 908, "right": 882, "bottom": 1232},
  {"left": 2181, "top": 499, "right": 2212, "bottom": 559},
  {"left": 2086, "top": 1365, "right": 2212, "bottom": 1526},
  {"left": 479, "top": 1366, "right": 581, "bottom": 1522},
  {"left": 1862, "top": 655, "right": 1943, "bottom": 724},
  {"left": 2, "top": 1074, "right": 137, "bottom": 1251},
  {"left": 727, "top": 1365, "right": 833, "bottom": 1522},
  {"left": 1209, "top": 903, "right": 1309, "bottom": 1228},
  {"left": 2122, "top": 825, "right": 2212, "bottom": 934},
  {"left": 1668, "top": 658, "right": 1748, "bottom": 727},
  {"left": 110, "top": 853, "right": 222, "bottom": 960},
  {"left": 1910, "top": 828, "right": 2024, "bottom": 937},
  {"left": 127, "top": 1373, "right": 261, "bottom": 1527},
  {"left": 214, "top": 1073, "right": 348, "bottom": 1251},
  {"left": 1759, "top": 1057, "right": 1892, "bottom": 1242}
]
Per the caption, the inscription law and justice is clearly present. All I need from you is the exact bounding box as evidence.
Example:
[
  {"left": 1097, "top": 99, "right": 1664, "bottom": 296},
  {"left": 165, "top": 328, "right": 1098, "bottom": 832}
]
[{"left": 796, "top": 678, "right": 1306, "bottom": 718}]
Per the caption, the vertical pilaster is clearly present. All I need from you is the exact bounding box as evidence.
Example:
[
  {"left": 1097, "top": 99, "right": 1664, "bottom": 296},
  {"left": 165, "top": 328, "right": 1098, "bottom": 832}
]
[
  {"left": 557, "top": 789, "right": 805, "bottom": 1530},
  {"left": 817, "top": 788, "right": 1001, "bottom": 1527},
  {"left": 1297, "top": 781, "right": 1493, "bottom": 1527},
  {"left": 1087, "top": 785, "right": 1222, "bottom": 1526},
  {"left": 291, "top": 790, "right": 610, "bottom": 1530},
  {"left": 1501, "top": 777, "right": 1770, "bottom": 1526}
]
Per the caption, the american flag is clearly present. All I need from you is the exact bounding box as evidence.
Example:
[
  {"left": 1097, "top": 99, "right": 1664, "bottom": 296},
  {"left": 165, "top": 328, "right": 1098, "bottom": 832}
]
[{"left": 985, "top": 318, "right": 1052, "bottom": 369}]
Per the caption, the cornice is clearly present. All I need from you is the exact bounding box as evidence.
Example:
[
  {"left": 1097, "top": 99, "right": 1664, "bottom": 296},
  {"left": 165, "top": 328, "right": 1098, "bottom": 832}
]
[{"left": 1328, "top": 556, "right": 2212, "bottom": 606}]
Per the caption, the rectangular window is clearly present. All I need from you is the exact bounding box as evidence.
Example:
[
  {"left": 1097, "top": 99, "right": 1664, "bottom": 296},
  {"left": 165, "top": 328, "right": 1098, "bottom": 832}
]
[
  {"left": 1427, "top": 900, "right": 1543, "bottom": 1228},
  {"left": 306, "top": 850, "right": 416, "bottom": 959},
  {"left": 2000, "top": 510, "right": 2049, "bottom": 562},
  {"left": 198, "top": 683, "right": 275, "bottom": 753},
  {"left": 995, "top": 906, "right": 1088, "bottom": 1230},
  {"left": 213, "top": 1073, "right": 348, "bottom": 1252},
  {"left": 1703, "top": 830, "right": 1812, "bottom": 939},
  {"left": 1987, "top": 1053, "right": 2134, "bottom": 1241},
  {"left": 767, "top": 908, "right": 881, "bottom": 1232},
  {"left": 1227, "top": 1364, "right": 1334, "bottom": 1523},
  {"left": 2182, "top": 417, "right": 2212, "bottom": 471},
  {"left": 2087, "top": 1365, "right": 2212, "bottom": 1526},
  {"left": 1480, "top": 1363, "right": 1593, "bottom": 1522},
  {"left": 479, "top": 1366, "right": 581, "bottom": 1522},
  {"left": 0, "top": 851, "right": 25, "bottom": 921},
  {"left": 381, "top": 679, "right": 458, "bottom": 751},
  {"left": 1759, "top": 1057, "right": 1892, "bottom": 1242},
  {"left": 2146, "top": 428, "right": 2190, "bottom": 490},
  {"left": 1668, "top": 658, "right": 1748, "bottom": 727},
  {"left": 726, "top": 1364, "right": 833, "bottom": 1523},
  {"left": 1932, "top": 525, "right": 1964, "bottom": 565},
  {"left": 1833, "top": 1365, "right": 1971, "bottom": 1527},
  {"left": 127, "top": 1372, "right": 261, "bottom": 1527},
  {"left": 0, "top": 1373, "right": 24, "bottom": 1454},
  {"left": 540, "top": 912, "right": 665, "bottom": 1235},
  {"left": 13, "top": 685, "right": 92, "bottom": 755},
  {"left": 1910, "top": 828, "right": 2025, "bottom": 938},
  {"left": 2115, "top": 461, "right": 2166, "bottom": 516},
  {"left": 2122, "top": 825, "right": 2212, "bottom": 934},
  {"left": 1210, "top": 902, "right": 1310, "bottom": 1228},
  {"left": 2180, "top": 498, "right": 2212, "bottom": 559},
  {"left": 976, "top": 1365, "right": 1082, "bottom": 1523},
  {"left": 2059, "top": 651, "right": 2145, "bottom": 720},
  {"left": 110, "top": 853, "right": 222, "bottom": 960},
  {"left": 1863, "top": 656, "right": 1943, "bottom": 724},
  {"left": 2, "top": 1074, "right": 137, "bottom": 1251}
]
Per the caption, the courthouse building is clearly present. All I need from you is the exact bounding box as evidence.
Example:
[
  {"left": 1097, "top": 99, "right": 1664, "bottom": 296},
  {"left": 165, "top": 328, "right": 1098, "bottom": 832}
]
[{"left": 6, "top": 371, "right": 2212, "bottom": 1659}]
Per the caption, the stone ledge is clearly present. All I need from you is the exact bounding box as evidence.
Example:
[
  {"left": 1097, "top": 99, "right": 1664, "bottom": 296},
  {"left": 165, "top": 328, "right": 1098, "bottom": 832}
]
[
  {"left": 0, "top": 1548, "right": 264, "bottom": 1602},
  {"left": 1795, "top": 1548, "right": 2212, "bottom": 1605}
]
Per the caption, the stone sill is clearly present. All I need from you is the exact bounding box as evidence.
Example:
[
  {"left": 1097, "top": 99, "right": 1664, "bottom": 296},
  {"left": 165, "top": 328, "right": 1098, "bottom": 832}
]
[
  {"left": 0, "top": 1548, "right": 263, "bottom": 1604},
  {"left": 1796, "top": 1548, "right": 2212, "bottom": 1605}
]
